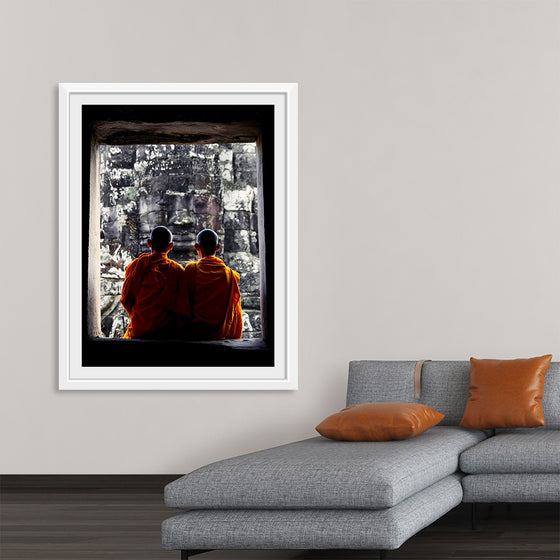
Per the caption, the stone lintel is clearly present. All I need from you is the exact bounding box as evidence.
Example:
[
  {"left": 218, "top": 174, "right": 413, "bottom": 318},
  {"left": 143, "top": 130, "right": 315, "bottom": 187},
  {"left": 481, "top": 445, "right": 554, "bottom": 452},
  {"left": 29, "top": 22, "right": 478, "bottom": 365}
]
[{"left": 92, "top": 121, "right": 260, "bottom": 145}]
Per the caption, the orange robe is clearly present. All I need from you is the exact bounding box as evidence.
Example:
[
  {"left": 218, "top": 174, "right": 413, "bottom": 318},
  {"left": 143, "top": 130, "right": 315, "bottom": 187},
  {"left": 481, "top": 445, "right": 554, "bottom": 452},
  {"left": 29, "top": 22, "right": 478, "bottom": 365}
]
[
  {"left": 120, "top": 252, "right": 189, "bottom": 339},
  {"left": 183, "top": 255, "right": 243, "bottom": 339}
]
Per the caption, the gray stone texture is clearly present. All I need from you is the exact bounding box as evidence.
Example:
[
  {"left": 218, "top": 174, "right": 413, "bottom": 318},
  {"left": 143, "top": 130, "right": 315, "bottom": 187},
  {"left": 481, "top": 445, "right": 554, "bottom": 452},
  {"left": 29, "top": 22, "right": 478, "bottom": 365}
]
[{"left": 99, "top": 143, "right": 261, "bottom": 339}]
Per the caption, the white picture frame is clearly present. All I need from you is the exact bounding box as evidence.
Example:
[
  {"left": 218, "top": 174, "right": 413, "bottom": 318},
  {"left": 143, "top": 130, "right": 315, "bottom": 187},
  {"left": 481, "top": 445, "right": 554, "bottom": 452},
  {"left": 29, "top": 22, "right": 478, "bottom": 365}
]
[{"left": 59, "top": 83, "right": 298, "bottom": 390}]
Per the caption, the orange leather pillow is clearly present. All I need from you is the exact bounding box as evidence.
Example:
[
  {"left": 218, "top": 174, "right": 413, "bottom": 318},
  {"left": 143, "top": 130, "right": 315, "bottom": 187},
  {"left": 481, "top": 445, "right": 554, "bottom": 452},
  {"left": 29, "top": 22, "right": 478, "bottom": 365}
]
[
  {"left": 315, "top": 402, "right": 445, "bottom": 441},
  {"left": 460, "top": 355, "right": 552, "bottom": 429}
]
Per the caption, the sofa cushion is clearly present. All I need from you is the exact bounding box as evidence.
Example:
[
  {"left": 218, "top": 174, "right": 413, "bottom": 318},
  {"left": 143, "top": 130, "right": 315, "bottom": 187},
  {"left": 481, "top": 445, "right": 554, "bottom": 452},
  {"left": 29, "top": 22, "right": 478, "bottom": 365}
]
[
  {"left": 459, "top": 431, "right": 560, "bottom": 474},
  {"left": 347, "top": 361, "right": 471, "bottom": 425},
  {"left": 162, "top": 474, "right": 463, "bottom": 551},
  {"left": 347, "top": 360, "right": 560, "bottom": 428},
  {"left": 165, "top": 426, "right": 486, "bottom": 510},
  {"left": 462, "top": 473, "right": 560, "bottom": 502},
  {"left": 315, "top": 402, "right": 444, "bottom": 441},
  {"left": 459, "top": 355, "right": 551, "bottom": 429}
]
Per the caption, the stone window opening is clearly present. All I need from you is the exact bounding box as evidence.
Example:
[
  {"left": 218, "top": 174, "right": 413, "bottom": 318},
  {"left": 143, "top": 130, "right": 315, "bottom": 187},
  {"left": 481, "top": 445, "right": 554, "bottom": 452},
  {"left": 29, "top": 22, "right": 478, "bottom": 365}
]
[
  {"left": 99, "top": 142, "right": 262, "bottom": 340},
  {"left": 82, "top": 105, "right": 275, "bottom": 367}
]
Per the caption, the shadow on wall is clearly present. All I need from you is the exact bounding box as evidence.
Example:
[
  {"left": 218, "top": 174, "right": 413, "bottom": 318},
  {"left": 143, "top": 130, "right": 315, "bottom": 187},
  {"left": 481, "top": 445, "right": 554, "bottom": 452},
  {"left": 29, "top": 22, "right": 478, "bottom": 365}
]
[{"left": 99, "top": 143, "right": 261, "bottom": 339}]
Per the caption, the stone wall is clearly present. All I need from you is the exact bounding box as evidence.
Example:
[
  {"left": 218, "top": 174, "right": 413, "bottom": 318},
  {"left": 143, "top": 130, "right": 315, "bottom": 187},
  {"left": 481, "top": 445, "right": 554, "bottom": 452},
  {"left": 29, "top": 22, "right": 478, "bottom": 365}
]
[{"left": 99, "top": 143, "right": 261, "bottom": 339}]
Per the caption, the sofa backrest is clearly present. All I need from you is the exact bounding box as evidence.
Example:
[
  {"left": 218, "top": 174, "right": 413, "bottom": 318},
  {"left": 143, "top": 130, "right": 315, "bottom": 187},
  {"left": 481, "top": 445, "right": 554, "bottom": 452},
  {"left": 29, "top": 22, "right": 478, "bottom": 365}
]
[{"left": 346, "top": 360, "right": 560, "bottom": 429}]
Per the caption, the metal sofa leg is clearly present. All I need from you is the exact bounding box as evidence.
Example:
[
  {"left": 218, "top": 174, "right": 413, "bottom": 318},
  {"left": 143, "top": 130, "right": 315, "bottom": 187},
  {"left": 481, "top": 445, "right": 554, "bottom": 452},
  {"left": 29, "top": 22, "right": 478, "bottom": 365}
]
[
  {"left": 181, "top": 551, "right": 212, "bottom": 559},
  {"left": 471, "top": 503, "right": 477, "bottom": 530},
  {"left": 380, "top": 550, "right": 387, "bottom": 559}
]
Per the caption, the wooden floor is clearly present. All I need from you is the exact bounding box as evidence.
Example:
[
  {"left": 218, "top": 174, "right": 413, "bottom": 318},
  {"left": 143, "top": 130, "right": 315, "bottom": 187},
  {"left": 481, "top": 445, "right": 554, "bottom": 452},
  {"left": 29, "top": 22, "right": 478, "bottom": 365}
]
[{"left": 1, "top": 489, "right": 558, "bottom": 559}]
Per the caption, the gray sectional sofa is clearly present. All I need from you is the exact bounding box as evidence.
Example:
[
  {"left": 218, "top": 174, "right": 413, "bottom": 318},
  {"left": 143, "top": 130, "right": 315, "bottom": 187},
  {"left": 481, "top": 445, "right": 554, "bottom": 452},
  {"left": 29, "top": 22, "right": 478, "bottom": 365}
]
[{"left": 162, "top": 360, "right": 560, "bottom": 559}]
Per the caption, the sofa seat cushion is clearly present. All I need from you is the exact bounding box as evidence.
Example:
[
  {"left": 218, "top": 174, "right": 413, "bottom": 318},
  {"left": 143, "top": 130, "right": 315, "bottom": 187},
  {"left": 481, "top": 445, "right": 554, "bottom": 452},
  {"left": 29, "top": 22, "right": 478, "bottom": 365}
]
[
  {"left": 459, "top": 431, "right": 560, "bottom": 474},
  {"left": 163, "top": 474, "right": 464, "bottom": 551},
  {"left": 462, "top": 474, "right": 560, "bottom": 502},
  {"left": 165, "top": 426, "right": 486, "bottom": 510}
]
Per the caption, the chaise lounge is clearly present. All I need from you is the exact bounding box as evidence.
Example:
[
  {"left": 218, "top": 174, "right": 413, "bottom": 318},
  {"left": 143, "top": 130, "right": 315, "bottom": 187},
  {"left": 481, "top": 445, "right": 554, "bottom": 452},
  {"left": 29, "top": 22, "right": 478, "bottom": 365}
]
[{"left": 162, "top": 359, "right": 560, "bottom": 558}]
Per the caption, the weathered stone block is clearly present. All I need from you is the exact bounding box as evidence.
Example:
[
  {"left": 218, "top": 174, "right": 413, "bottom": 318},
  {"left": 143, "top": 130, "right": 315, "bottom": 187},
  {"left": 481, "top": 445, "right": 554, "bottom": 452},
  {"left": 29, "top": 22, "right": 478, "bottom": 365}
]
[
  {"left": 163, "top": 189, "right": 188, "bottom": 207},
  {"left": 233, "top": 143, "right": 256, "bottom": 154},
  {"left": 245, "top": 310, "right": 261, "bottom": 332},
  {"left": 141, "top": 174, "right": 169, "bottom": 193},
  {"left": 170, "top": 229, "right": 197, "bottom": 242},
  {"left": 192, "top": 194, "right": 220, "bottom": 216},
  {"left": 100, "top": 206, "right": 120, "bottom": 241},
  {"left": 242, "top": 310, "right": 262, "bottom": 339},
  {"left": 169, "top": 231, "right": 197, "bottom": 255},
  {"left": 168, "top": 209, "right": 194, "bottom": 228},
  {"left": 224, "top": 229, "right": 251, "bottom": 253},
  {"left": 101, "top": 169, "right": 134, "bottom": 196},
  {"left": 241, "top": 296, "right": 261, "bottom": 310},
  {"left": 223, "top": 186, "right": 254, "bottom": 211},
  {"left": 193, "top": 215, "right": 222, "bottom": 235},
  {"left": 100, "top": 294, "right": 121, "bottom": 316},
  {"left": 233, "top": 152, "right": 257, "bottom": 185},
  {"left": 168, "top": 172, "right": 189, "bottom": 190},
  {"left": 249, "top": 230, "right": 259, "bottom": 255},
  {"left": 224, "top": 252, "right": 259, "bottom": 274},
  {"left": 138, "top": 221, "right": 152, "bottom": 235},
  {"left": 101, "top": 313, "right": 130, "bottom": 338},
  {"left": 249, "top": 209, "right": 258, "bottom": 228},
  {"left": 221, "top": 166, "right": 233, "bottom": 183},
  {"left": 103, "top": 146, "right": 136, "bottom": 169},
  {"left": 239, "top": 271, "right": 260, "bottom": 295},
  {"left": 190, "top": 158, "right": 215, "bottom": 188},
  {"left": 139, "top": 208, "right": 167, "bottom": 223},
  {"left": 100, "top": 278, "right": 124, "bottom": 298},
  {"left": 223, "top": 210, "right": 251, "bottom": 230}
]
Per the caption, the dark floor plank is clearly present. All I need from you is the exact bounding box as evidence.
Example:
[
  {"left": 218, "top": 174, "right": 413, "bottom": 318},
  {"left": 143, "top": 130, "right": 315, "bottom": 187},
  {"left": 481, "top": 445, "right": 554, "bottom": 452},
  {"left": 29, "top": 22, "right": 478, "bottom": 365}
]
[
  {"left": 0, "top": 475, "right": 182, "bottom": 491},
  {"left": 1, "top": 490, "right": 558, "bottom": 560}
]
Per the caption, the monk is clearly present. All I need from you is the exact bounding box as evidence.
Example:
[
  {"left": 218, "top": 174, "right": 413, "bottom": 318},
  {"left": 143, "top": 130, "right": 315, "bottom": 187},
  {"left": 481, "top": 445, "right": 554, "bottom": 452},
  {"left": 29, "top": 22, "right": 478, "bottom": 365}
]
[
  {"left": 182, "top": 229, "right": 243, "bottom": 340},
  {"left": 120, "top": 226, "right": 189, "bottom": 339}
]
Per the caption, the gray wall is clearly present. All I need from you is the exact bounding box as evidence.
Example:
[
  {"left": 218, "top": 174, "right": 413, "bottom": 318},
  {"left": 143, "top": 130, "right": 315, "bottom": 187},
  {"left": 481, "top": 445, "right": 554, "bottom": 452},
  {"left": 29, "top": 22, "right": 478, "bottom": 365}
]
[{"left": 2, "top": 0, "right": 559, "bottom": 473}]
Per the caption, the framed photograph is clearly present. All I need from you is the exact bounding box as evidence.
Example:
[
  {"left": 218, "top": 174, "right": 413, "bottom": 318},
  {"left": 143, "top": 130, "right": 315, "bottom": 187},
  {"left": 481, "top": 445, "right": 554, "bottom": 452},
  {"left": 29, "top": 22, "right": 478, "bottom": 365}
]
[{"left": 59, "top": 83, "right": 298, "bottom": 390}]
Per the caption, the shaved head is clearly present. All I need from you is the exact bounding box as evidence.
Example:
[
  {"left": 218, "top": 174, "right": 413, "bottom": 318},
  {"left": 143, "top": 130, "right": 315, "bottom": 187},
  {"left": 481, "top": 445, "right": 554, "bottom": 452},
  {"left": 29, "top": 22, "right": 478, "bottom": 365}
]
[
  {"left": 149, "top": 226, "right": 173, "bottom": 252},
  {"left": 196, "top": 229, "right": 219, "bottom": 255}
]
